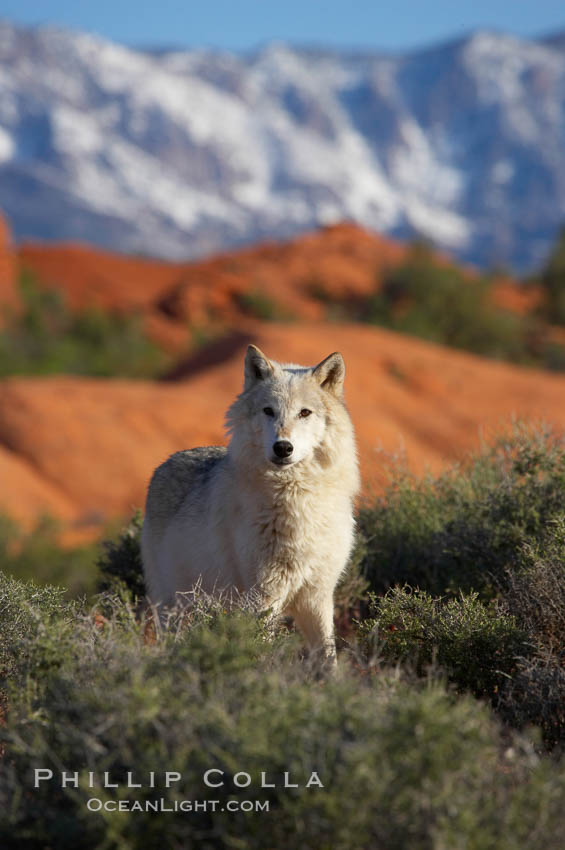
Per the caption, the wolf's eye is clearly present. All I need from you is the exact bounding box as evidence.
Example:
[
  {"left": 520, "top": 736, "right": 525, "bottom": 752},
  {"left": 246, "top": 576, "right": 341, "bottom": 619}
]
[
  {"left": 263, "top": 407, "right": 275, "bottom": 417},
  {"left": 299, "top": 408, "right": 312, "bottom": 418}
]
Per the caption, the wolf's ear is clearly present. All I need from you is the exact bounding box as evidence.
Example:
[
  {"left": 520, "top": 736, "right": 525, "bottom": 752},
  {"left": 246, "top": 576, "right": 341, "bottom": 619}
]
[
  {"left": 312, "top": 352, "right": 345, "bottom": 397},
  {"left": 244, "top": 345, "right": 273, "bottom": 388}
]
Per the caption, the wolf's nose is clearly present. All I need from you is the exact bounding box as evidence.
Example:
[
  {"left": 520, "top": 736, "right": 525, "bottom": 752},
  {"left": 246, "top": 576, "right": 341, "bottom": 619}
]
[{"left": 273, "top": 440, "right": 293, "bottom": 458}]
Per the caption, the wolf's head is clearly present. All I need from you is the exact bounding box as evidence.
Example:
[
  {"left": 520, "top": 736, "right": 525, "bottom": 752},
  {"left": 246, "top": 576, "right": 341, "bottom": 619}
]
[{"left": 226, "top": 345, "right": 348, "bottom": 473}]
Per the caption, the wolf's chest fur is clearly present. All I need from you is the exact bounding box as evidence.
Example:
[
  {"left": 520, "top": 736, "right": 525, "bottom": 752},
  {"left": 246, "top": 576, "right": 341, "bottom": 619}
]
[
  {"left": 237, "top": 476, "right": 350, "bottom": 602},
  {"left": 250, "top": 479, "right": 327, "bottom": 550}
]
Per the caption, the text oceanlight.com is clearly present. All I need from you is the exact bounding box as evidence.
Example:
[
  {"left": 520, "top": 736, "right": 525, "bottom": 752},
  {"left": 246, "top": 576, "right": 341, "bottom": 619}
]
[{"left": 86, "top": 798, "right": 270, "bottom": 813}]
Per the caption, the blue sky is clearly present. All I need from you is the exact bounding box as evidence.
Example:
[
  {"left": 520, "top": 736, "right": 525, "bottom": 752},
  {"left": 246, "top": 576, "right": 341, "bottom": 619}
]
[{"left": 0, "top": 0, "right": 564, "bottom": 51}]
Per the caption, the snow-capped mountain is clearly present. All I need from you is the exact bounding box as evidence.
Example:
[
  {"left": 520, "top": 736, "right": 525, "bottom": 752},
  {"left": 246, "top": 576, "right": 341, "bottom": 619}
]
[{"left": 1, "top": 21, "right": 565, "bottom": 271}]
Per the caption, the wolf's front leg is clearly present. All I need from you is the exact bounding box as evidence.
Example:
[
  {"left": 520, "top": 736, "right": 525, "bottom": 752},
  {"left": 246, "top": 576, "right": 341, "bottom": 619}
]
[
  {"left": 255, "top": 566, "right": 295, "bottom": 627},
  {"left": 254, "top": 587, "right": 287, "bottom": 639},
  {"left": 288, "top": 587, "right": 337, "bottom": 665}
]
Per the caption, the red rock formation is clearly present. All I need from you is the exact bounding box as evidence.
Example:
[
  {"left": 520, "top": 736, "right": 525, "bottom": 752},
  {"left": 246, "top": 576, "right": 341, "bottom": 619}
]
[
  {"left": 0, "top": 212, "right": 19, "bottom": 317},
  {"left": 1, "top": 322, "right": 564, "bottom": 529},
  {"left": 1, "top": 221, "right": 555, "bottom": 532},
  {"left": 18, "top": 224, "right": 407, "bottom": 351}
]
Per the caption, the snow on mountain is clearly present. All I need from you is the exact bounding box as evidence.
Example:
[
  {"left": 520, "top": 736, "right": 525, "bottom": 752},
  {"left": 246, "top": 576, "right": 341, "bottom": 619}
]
[{"left": 0, "top": 21, "right": 564, "bottom": 270}]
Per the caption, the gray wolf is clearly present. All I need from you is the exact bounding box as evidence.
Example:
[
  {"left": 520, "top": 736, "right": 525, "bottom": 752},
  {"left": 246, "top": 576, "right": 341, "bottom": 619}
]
[{"left": 141, "top": 344, "right": 360, "bottom": 660}]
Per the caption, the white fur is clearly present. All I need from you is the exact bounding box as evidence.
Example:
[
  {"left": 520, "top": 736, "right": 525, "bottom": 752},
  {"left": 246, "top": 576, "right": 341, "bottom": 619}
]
[{"left": 141, "top": 345, "right": 360, "bottom": 661}]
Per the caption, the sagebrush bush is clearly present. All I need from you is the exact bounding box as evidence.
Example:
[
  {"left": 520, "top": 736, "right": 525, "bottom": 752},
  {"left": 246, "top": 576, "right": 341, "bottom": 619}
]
[
  {"left": 0, "top": 570, "right": 78, "bottom": 684},
  {"left": 0, "top": 270, "right": 168, "bottom": 378},
  {"left": 357, "top": 425, "right": 565, "bottom": 599},
  {"left": 235, "top": 290, "right": 295, "bottom": 321},
  {"left": 358, "top": 587, "right": 526, "bottom": 699},
  {"left": 356, "top": 427, "right": 565, "bottom": 748},
  {"left": 0, "top": 513, "right": 97, "bottom": 597},
  {"left": 309, "top": 242, "right": 565, "bottom": 369},
  {"left": 96, "top": 510, "right": 145, "bottom": 598},
  {"left": 503, "top": 519, "right": 565, "bottom": 651},
  {"left": 1, "top": 571, "right": 564, "bottom": 850},
  {"left": 497, "top": 654, "right": 565, "bottom": 751},
  {"left": 495, "top": 520, "right": 565, "bottom": 747},
  {"left": 366, "top": 244, "right": 531, "bottom": 362},
  {"left": 540, "top": 225, "right": 565, "bottom": 325}
]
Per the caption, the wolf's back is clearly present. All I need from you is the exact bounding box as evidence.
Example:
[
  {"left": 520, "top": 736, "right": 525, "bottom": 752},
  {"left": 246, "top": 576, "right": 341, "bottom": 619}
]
[
  {"left": 141, "top": 446, "right": 227, "bottom": 604},
  {"left": 143, "top": 446, "right": 227, "bottom": 541}
]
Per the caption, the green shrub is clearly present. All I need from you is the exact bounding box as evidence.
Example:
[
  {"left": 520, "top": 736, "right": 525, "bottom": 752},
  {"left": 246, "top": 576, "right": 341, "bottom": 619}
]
[
  {"left": 495, "top": 523, "right": 565, "bottom": 748},
  {"left": 366, "top": 246, "right": 530, "bottom": 361},
  {"left": 235, "top": 290, "right": 295, "bottom": 321},
  {"left": 0, "top": 509, "right": 144, "bottom": 602},
  {"left": 0, "top": 570, "right": 78, "bottom": 685},
  {"left": 358, "top": 587, "right": 525, "bottom": 699},
  {"left": 96, "top": 510, "right": 145, "bottom": 598},
  {"left": 356, "top": 427, "right": 565, "bottom": 748},
  {"left": 0, "top": 514, "right": 97, "bottom": 597},
  {"left": 0, "top": 270, "right": 168, "bottom": 378},
  {"left": 497, "top": 654, "right": 565, "bottom": 751},
  {"left": 310, "top": 242, "right": 565, "bottom": 369},
  {"left": 1, "top": 574, "right": 564, "bottom": 849},
  {"left": 357, "top": 425, "right": 565, "bottom": 599},
  {"left": 540, "top": 225, "right": 565, "bottom": 325},
  {"left": 504, "top": 521, "right": 565, "bottom": 651}
]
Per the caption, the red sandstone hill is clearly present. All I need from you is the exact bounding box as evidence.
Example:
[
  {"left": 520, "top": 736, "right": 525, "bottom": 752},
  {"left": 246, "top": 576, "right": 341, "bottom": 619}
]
[
  {"left": 17, "top": 224, "right": 543, "bottom": 355},
  {"left": 17, "top": 224, "right": 408, "bottom": 354},
  {"left": 1, "top": 322, "right": 565, "bottom": 531},
  {"left": 0, "top": 214, "right": 18, "bottom": 318},
  {"left": 0, "top": 216, "right": 558, "bottom": 533},
  {"left": 18, "top": 223, "right": 406, "bottom": 315}
]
